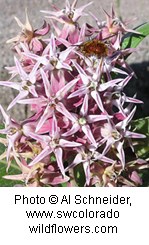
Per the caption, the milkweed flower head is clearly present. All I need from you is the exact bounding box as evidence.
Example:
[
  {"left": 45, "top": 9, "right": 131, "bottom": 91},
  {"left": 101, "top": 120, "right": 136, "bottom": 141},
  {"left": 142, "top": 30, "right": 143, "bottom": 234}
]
[{"left": 0, "top": 0, "right": 147, "bottom": 187}]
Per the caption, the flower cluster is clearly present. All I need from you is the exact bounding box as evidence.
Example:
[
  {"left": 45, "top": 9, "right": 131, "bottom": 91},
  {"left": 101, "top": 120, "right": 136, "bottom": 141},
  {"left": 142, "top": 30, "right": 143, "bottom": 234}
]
[{"left": 0, "top": 0, "right": 147, "bottom": 186}]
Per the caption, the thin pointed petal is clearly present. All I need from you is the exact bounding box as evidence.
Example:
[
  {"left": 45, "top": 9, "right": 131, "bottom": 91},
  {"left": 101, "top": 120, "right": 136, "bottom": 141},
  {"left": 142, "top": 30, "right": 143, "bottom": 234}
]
[
  {"left": 98, "top": 154, "right": 115, "bottom": 164},
  {"left": 36, "top": 106, "right": 53, "bottom": 132},
  {"left": 7, "top": 90, "right": 28, "bottom": 110},
  {"left": 0, "top": 105, "right": 10, "bottom": 125},
  {"left": 29, "top": 62, "right": 40, "bottom": 83},
  {"left": 125, "top": 96, "right": 143, "bottom": 104},
  {"left": 56, "top": 102, "right": 76, "bottom": 122},
  {"left": 50, "top": 33, "right": 56, "bottom": 56},
  {"left": 72, "top": 60, "right": 86, "bottom": 76},
  {"left": 56, "top": 78, "right": 79, "bottom": 100},
  {"left": 35, "top": 21, "right": 50, "bottom": 35},
  {"left": 29, "top": 146, "right": 52, "bottom": 166},
  {"left": 0, "top": 81, "right": 20, "bottom": 90},
  {"left": 68, "top": 86, "right": 86, "bottom": 98},
  {"left": 3, "top": 174, "right": 25, "bottom": 181},
  {"left": 62, "top": 123, "right": 80, "bottom": 137},
  {"left": 40, "top": 68, "right": 51, "bottom": 98},
  {"left": 14, "top": 56, "right": 27, "bottom": 80},
  {"left": 60, "top": 46, "right": 74, "bottom": 61},
  {"left": 91, "top": 90, "right": 104, "bottom": 112},
  {"left": 18, "top": 97, "right": 44, "bottom": 105},
  {"left": 112, "top": 67, "right": 128, "bottom": 75},
  {"left": 82, "top": 125, "right": 97, "bottom": 147},
  {"left": 78, "top": 23, "right": 86, "bottom": 42},
  {"left": 56, "top": 37, "right": 71, "bottom": 47},
  {"left": 102, "top": 138, "right": 113, "bottom": 157},
  {"left": 83, "top": 161, "right": 90, "bottom": 186},
  {"left": 117, "top": 106, "right": 136, "bottom": 129},
  {"left": 125, "top": 131, "right": 146, "bottom": 138},
  {"left": 77, "top": 1, "right": 93, "bottom": 15},
  {"left": 87, "top": 114, "right": 107, "bottom": 123},
  {"left": 99, "top": 78, "right": 123, "bottom": 92},
  {"left": 29, "top": 86, "right": 38, "bottom": 97},
  {"left": 51, "top": 114, "right": 59, "bottom": 138},
  {"left": 118, "top": 74, "right": 133, "bottom": 88},
  {"left": 28, "top": 132, "right": 50, "bottom": 142},
  {"left": 117, "top": 141, "right": 125, "bottom": 168},
  {"left": 25, "top": 8, "right": 33, "bottom": 31},
  {"left": 65, "top": 153, "right": 83, "bottom": 171},
  {"left": 59, "top": 139, "right": 82, "bottom": 147},
  {"left": 80, "top": 94, "right": 89, "bottom": 117},
  {"left": 14, "top": 16, "right": 24, "bottom": 29},
  {"left": 54, "top": 147, "right": 65, "bottom": 176}
]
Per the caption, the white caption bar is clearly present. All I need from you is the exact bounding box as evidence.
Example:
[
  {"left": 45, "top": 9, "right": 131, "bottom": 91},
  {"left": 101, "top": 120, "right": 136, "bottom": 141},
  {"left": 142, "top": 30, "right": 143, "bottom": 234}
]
[{"left": 0, "top": 188, "right": 148, "bottom": 245}]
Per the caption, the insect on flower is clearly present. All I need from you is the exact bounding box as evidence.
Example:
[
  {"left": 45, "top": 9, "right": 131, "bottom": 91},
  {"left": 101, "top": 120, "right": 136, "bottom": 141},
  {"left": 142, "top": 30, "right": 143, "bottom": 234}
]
[{"left": 79, "top": 39, "right": 108, "bottom": 58}]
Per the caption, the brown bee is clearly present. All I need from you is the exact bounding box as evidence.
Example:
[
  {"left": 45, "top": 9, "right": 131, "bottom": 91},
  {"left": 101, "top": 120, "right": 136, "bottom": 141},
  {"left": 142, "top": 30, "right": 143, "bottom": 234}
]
[{"left": 79, "top": 39, "right": 108, "bottom": 58}]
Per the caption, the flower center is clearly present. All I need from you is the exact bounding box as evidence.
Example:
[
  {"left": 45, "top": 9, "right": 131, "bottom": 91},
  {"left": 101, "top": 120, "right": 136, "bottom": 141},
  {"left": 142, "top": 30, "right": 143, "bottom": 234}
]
[
  {"left": 22, "top": 80, "right": 32, "bottom": 90},
  {"left": 9, "top": 127, "right": 17, "bottom": 135},
  {"left": 78, "top": 117, "right": 87, "bottom": 126},
  {"left": 50, "top": 57, "right": 58, "bottom": 67},
  {"left": 50, "top": 139, "right": 59, "bottom": 148},
  {"left": 68, "top": 11, "right": 74, "bottom": 20},
  {"left": 112, "top": 92, "right": 121, "bottom": 100},
  {"left": 111, "top": 130, "right": 121, "bottom": 140}
]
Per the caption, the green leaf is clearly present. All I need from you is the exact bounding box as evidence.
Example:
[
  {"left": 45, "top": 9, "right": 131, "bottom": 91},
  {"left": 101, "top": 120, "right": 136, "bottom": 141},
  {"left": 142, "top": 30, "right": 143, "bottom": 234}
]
[
  {"left": 122, "top": 22, "right": 149, "bottom": 49},
  {"left": 139, "top": 169, "right": 149, "bottom": 187},
  {"left": 0, "top": 159, "right": 22, "bottom": 187},
  {"left": 130, "top": 118, "right": 149, "bottom": 186},
  {"left": 59, "top": 182, "right": 68, "bottom": 187},
  {"left": 131, "top": 117, "right": 149, "bottom": 159},
  {"left": 74, "top": 163, "right": 86, "bottom": 187}
]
